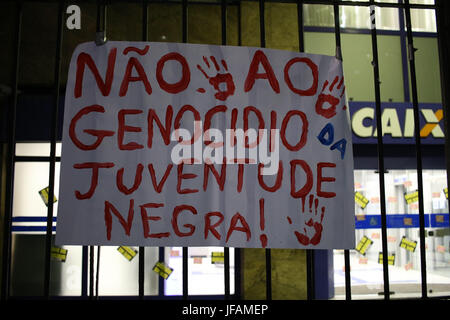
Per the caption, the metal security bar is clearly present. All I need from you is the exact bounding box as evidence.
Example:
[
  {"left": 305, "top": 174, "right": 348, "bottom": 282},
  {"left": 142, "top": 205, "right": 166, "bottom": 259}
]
[{"left": 0, "top": 0, "right": 447, "bottom": 301}]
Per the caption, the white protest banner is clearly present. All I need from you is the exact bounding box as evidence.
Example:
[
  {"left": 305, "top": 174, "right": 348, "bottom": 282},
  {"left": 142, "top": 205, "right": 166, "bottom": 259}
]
[{"left": 55, "top": 41, "right": 355, "bottom": 249}]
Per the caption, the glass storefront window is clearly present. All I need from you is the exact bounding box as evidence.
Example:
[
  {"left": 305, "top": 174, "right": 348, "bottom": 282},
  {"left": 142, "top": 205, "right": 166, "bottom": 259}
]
[
  {"left": 10, "top": 145, "right": 235, "bottom": 297},
  {"left": 165, "top": 247, "right": 235, "bottom": 296},
  {"left": 334, "top": 169, "right": 450, "bottom": 299},
  {"left": 303, "top": 2, "right": 399, "bottom": 31}
]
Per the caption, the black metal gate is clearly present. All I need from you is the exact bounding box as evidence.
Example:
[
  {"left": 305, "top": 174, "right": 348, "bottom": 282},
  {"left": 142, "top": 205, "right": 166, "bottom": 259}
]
[{"left": 1, "top": 0, "right": 449, "bottom": 301}]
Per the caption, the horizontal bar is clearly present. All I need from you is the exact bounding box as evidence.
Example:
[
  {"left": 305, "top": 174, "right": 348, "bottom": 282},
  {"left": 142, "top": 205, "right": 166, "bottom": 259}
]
[
  {"left": 11, "top": 213, "right": 448, "bottom": 228},
  {"left": 12, "top": 226, "right": 56, "bottom": 232},
  {"left": 355, "top": 213, "right": 449, "bottom": 229},
  {"left": 12, "top": 217, "right": 57, "bottom": 222},
  {"left": 14, "top": 156, "right": 61, "bottom": 162}
]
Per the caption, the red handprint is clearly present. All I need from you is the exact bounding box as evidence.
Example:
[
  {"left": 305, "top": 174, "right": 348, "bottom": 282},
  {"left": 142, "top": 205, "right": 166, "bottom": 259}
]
[
  {"left": 315, "top": 76, "right": 346, "bottom": 119},
  {"left": 287, "top": 194, "right": 326, "bottom": 246},
  {"left": 197, "top": 56, "right": 235, "bottom": 101}
]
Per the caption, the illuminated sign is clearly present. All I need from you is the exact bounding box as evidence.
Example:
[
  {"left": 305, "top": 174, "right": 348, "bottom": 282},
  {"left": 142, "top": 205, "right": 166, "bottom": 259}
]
[{"left": 350, "top": 102, "right": 443, "bottom": 144}]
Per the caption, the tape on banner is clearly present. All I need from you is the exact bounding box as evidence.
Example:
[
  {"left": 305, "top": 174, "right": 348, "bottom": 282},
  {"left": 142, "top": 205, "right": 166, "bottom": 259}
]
[
  {"left": 404, "top": 190, "right": 419, "bottom": 204},
  {"left": 38, "top": 186, "right": 57, "bottom": 206},
  {"left": 355, "top": 191, "right": 369, "bottom": 209},
  {"left": 51, "top": 247, "right": 68, "bottom": 262},
  {"left": 211, "top": 251, "right": 225, "bottom": 264},
  {"left": 378, "top": 252, "right": 395, "bottom": 266},
  {"left": 399, "top": 236, "right": 417, "bottom": 252},
  {"left": 117, "top": 246, "right": 137, "bottom": 261},
  {"left": 152, "top": 261, "right": 173, "bottom": 279},
  {"left": 355, "top": 236, "right": 373, "bottom": 256}
]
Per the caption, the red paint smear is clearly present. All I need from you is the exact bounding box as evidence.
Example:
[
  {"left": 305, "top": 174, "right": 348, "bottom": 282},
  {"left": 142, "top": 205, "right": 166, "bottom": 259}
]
[
  {"left": 210, "top": 56, "right": 220, "bottom": 71},
  {"left": 260, "top": 234, "right": 268, "bottom": 248},
  {"left": 202, "top": 56, "right": 210, "bottom": 69},
  {"left": 337, "top": 77, "right": 344, "bottom": 89},
  {"left": 123, "top": 45, "right": 150, "bottom": 56},
  {"left": 221, "top": 59, "right": 228, "bottom": 71},
  {"left": 287, "top": 216, "right": 292, "bottom": 224},
  {"left": 301, "top": 196, "right": 306, "bottom": 213},
  {"left": 197, "top": 64, "right": 209, "bottom": 79},
  {"left": 259, "top": 198, "right": 265, "bottom": 230},
  {"left": 321, "top": 80, "right": 329, "bottom": 92},
  {"left": 197, "top": 88, "right": 206, "bottom": 93},
  {"left": 329, "top": 76, "right": 339, "bottom": 91},
  {"left": 309, "top": 194, "right": 314, "bottom": 213}
]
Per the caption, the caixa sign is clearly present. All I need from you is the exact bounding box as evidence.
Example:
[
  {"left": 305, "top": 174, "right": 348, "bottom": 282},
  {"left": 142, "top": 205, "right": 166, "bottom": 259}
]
[{"left": 350, "top": 101, "right": 444, "bottom": 144}]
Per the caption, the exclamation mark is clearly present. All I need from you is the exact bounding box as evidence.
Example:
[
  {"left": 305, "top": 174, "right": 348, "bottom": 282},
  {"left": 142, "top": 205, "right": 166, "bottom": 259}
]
[{"left": 259, "top": 198, "right": 268, "bottom": 248}]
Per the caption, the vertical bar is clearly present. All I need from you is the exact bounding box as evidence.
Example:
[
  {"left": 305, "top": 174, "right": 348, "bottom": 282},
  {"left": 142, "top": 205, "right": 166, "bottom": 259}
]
[
  {"left": 182, "top": 247, "right": 188, "bottom": 299},
  {"left": 258, "top": 0, "right": 271, "bottom": 301},
  {"left": 235, "top": 1, "right": 242, "bottom": 299},
  {"left": 182, "top": 0, "right": 188, "bottom": 300},
  {"left": 259, "top": 0, "right": 266, "bottom": 48},
  {"left": 182, "top": 0, "right": 188, "bottom": 44},
  {"left": 306, "top": 251, "right": 314, "bottom": 300},
  {"left": 403, "top": 0, "right": 428, "bottom": 299},
  {"left": 81, "top": 246, "right": 88, "bottom": 297},
  {"left": 1, "top": 1, "right": 22, "bottom": 301},
  {"left": 43, "top": 0, "right": 65, "bottom": 298},
  {"left": 298, "top": 0, "right": 317, "bottom": 301},
  {"left": 436, "top": 2, "right": 450, "bottom": 239},
  {"left": 344, "top": 250, "right": 351, "bottom": 300},
  {"left": 97, "top": 0, "right": 107, "bottom": 34},
  {"left": 369, "top": 0, "right": 390, "bottom": 300},
  {"left": 297, "top": 0, "right": 304, "bottom": 52},
  {"left": 89, "top": 245, "right": 94, "bottom": 299},
  {"left": 95, "top": 246, "right": 101, "bottom": 299},
  {"left": 139, "top": 0, "right": 149, "bottom": 300},
  {"left": 89, "top": 0, "right": 107, "bottom": 300},
  {"left": 237, "top": 0, "right": 242, "bottom": 46},
  {"left": 220, "top": 0, "right": 231, "bottom": 300},
  {"left": 398, "top": 0, "right": 411, "bottom": 102},
  {"left": 332, "top": 0, "right": 351, "bottom": 301},
  {"left": 158, "top": 247, "right": 165, "bottom": 297}
]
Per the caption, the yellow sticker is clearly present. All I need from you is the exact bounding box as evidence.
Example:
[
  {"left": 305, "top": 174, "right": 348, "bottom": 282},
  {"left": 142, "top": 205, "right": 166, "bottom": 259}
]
[
  {"left": 399, "top": 236, "right": 417, "bottom": 252},
  {"left": 444, "top": 188, "right": 448, "bottom": 199},
  {"left": 378, "top": 252, "right": 395, "bottom": 266},
  {"left": 404, "top": 190, "right": 419, "bottom": 204},
  {"left": 117, "top": 246, "right": 137, "bottom": 261},
  {"left": 211, "top": 251, "right": 225, "bottom": 264},
  {"left": 152, "top": 261, "right": 173, "bottom": 279},
  {"left": 38, "top": 187, "right": 57, "bottom": 206},
  {"left": 51, "top": 247, "right": 68, "bottom": 262},
  {"left": 355, "top": 192, "right": 369, "bottom": 209},
  {"left": 355, "top": 236, "right": 373, "bottom": 256}
]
